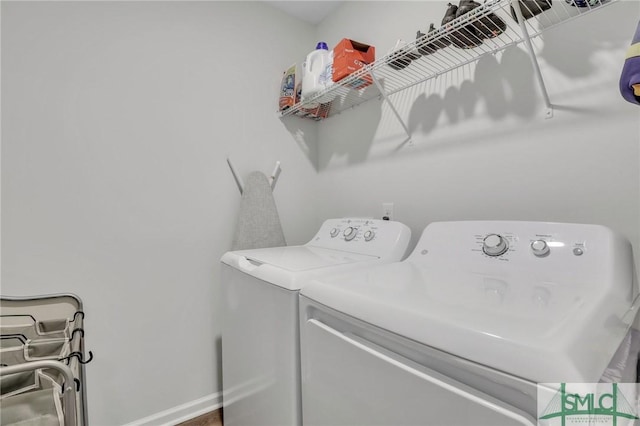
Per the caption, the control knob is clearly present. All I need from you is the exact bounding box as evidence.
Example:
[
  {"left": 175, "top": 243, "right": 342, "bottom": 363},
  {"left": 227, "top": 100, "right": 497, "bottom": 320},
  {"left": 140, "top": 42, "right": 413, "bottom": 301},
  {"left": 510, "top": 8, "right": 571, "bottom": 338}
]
[
  {"left": 330, "top": 228, "right": 340, "bottom": 238},
  {"left": 343, "top": 227, "right": 357, "bottom": 241},
  {"left": 364, "top": 230, "right": 375, "bottom": 241},
  {"left": 483, "top": 234, "right": 509, "bottom": 256},
  {"left": 530, "top": 240, "right": 550, "bottom": 257}
]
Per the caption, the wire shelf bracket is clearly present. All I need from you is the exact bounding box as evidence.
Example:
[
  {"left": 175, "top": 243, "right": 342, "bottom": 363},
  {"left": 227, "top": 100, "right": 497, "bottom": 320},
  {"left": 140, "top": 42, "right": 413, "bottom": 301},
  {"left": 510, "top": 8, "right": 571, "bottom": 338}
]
[
  {"left": 510, "top": 0, "right": 554, "bottom": 119},
  {"left": 370, "top": 72, "right": 413, "bottom": 144}
]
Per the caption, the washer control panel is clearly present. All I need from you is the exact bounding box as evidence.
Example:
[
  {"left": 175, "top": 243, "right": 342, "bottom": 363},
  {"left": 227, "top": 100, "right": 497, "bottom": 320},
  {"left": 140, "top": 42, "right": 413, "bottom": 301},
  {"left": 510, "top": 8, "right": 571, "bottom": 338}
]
[
  {"left": 309, "top": 218, "right": 411, "bottom": 260},
  {"left": 326, "top": 219, "right": 383, "bottom": 243},
  {"left": 343, "top": 227, "right": 358, "bottom": 241}
]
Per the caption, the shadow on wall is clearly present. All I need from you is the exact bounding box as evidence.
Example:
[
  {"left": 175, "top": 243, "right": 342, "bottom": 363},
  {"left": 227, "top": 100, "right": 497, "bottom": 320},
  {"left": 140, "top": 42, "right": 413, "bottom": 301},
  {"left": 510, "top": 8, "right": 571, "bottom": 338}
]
[
  {"left": 284, "top": 48, "right": 537, "bottom": 171},
  {"left": 281, "top": 89, "right": 383, "bottom": 171},
  {"left": 318, "top": 85, "right": 383, "bottom": 170},
  {"left": 281, "top": 116, "right": 320, "bottom": 170},
  {"left": 408, "top": 45, "right": 538, "bottom": 136},
  {"left": 280, "top": 2, "right": 634, "bottom": 172},
  {"left": 539, "top": 1, "right": 633, "bottom": 78},
  {"left": 291, "top": 45, "right": 543, "bottom": 172}
]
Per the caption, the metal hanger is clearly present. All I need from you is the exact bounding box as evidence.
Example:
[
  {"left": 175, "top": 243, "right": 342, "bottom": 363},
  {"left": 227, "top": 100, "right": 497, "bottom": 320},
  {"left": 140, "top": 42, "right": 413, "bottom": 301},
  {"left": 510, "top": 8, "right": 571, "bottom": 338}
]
[
  {"left": 70, "top": 328, "right": 85, "bottom": 341},
  {"left": 60, "top": 351, "right": 93, "bottom": 365}
]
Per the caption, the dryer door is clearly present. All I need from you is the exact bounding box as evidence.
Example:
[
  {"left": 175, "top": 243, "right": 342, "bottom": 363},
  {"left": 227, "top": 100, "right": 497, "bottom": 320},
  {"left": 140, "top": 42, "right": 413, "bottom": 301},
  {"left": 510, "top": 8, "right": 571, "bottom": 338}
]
[{"left": 302, "top": 318, "right": 536, "bottom": 426}]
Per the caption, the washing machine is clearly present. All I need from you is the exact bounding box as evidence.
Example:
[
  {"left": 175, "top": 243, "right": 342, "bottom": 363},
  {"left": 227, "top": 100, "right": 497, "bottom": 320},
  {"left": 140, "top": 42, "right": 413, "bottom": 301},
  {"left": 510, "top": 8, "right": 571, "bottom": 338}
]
[
  {"left": 299, "top": 221, "right": 639, "bottom": 426},
  {"left": 221, "top": 218, "right": 411, "bottom": 426}
]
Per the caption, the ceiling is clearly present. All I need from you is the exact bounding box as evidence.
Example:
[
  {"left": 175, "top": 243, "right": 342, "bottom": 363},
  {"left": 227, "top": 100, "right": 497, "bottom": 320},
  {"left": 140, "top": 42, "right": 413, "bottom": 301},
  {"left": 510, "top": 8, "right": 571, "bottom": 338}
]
[{"left": 264, "top": 1, "right": 344, "bottom": 25}]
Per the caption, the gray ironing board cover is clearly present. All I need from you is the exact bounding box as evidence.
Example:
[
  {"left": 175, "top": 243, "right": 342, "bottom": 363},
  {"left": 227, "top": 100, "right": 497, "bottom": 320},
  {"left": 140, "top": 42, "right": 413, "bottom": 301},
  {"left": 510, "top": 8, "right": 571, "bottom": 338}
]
[{"left": 231, "top": 171, "right": 286, "bottom": 250}]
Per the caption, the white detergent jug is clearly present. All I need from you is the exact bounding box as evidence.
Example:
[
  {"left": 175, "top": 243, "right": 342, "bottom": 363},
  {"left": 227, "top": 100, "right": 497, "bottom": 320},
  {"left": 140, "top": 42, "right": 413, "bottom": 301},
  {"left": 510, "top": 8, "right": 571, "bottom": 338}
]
[{"left": 301, "top": 42, "right": 333, "bottom": 108}]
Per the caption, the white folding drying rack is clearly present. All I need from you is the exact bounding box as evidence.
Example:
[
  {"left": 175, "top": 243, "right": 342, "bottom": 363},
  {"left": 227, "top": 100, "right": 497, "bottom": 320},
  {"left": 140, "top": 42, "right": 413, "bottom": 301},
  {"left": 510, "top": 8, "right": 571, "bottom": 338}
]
[{"left": 1, "top": 294, "right": 91, "bottom": 426}]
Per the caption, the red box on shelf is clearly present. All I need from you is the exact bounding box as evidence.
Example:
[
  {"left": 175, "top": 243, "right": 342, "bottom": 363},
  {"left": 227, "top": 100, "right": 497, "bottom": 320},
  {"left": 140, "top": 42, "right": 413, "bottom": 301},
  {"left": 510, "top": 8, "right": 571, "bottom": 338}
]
[{"left": 332, "top": 38, "right": 375, "bottom": 90}]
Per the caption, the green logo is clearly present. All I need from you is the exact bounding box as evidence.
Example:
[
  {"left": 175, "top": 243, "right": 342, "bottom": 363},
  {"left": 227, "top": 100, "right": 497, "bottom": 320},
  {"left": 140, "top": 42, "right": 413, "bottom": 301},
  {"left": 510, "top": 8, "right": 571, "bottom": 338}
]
[{"left": 539, "top": 383, "right": 639, "bottom": 426}]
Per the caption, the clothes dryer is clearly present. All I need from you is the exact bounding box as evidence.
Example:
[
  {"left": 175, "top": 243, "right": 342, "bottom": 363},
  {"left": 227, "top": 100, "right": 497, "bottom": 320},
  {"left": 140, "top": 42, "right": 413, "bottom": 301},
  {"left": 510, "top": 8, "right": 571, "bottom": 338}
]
[
  {"left": 299, "top": 221, "right": 639, "bottom": 426},
  {"left": 221, "top": 218, "right": 411, "bottom": 426}
]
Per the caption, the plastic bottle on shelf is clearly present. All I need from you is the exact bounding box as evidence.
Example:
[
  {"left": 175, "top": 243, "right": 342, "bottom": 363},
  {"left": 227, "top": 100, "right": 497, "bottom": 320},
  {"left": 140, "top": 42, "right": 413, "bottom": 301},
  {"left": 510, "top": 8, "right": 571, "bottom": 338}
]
[
  {"left": 317, "top": 49, "right": 336, "bottom": 104},
  {"left": 302, "top": 42, "right": 334, "bottom": 108}
]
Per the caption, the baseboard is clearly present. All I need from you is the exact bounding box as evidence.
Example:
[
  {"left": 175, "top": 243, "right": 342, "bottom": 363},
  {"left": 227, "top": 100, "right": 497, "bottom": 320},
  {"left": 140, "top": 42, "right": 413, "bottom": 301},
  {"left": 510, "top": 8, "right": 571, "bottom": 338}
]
[{"left": 122, "top": 392, "right": 222, "bottom": 426}]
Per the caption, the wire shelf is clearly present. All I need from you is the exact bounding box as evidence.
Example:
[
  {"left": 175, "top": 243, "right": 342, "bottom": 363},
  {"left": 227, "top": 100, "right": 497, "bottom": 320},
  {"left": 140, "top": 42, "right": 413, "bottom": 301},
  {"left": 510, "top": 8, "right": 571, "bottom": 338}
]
[{"left": 279, "top": 0, "right": 616, "bottom": 121}]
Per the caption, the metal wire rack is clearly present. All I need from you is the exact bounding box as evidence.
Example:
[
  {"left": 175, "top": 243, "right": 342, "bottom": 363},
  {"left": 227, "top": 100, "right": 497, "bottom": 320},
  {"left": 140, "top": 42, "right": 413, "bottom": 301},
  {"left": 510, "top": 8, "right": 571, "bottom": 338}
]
[
  {"left": 1, "top": 294, "right": 91, "bottom": 426},
  {"left": 279, "top": 0, "right": 617, "bottom": 126}
]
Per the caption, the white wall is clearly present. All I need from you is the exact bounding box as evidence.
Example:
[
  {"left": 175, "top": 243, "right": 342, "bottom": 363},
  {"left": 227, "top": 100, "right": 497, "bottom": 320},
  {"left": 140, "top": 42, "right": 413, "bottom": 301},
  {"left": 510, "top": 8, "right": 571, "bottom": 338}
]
[
  {"left": 305, "top": 1, "right": 640, "bottom": 272},
  {"left": 1, "top": 2, "right": 318, "bottom": 425},
  {"left": 2, "top": 1, "right": 640, "bottom": 425}
]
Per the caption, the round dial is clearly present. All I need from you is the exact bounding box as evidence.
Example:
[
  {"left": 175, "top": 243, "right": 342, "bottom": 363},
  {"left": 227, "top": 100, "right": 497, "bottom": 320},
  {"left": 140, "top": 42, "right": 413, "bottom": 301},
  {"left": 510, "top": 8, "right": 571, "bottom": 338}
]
[
  {"left": 530, "top": 240, "right": 550, "bottom": 257},
  {"left": 364, "top": 230, "right": 375, "bottom": 241},
  {"left": 330, "top": 228, "right": 340, "bottom": 238},
  {"left": 343, "top": 227, "right": 357, "bottom": 241},
  {"left": 482, "top": 234, "right": 509, "bottom": 256}
]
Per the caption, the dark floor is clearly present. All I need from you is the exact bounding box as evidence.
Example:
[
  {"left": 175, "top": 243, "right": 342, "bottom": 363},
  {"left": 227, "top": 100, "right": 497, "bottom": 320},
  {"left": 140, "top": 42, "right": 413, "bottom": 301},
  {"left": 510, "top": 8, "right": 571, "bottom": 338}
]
[{"left": 177, "top": 409, "right": 223, "bottom": 426}]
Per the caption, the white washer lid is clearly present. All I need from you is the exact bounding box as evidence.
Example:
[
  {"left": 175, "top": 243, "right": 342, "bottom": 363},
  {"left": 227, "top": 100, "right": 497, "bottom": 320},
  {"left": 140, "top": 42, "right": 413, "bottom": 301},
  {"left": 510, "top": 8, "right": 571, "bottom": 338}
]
[
  {"left": 301, "top": 260, "right": 638, "bottom": 384},
  {"left": 241, "top": 246, "right": 377, "bottom": 271},
  {"left": 221, "top": 246, "right": 379, "bottom": 291}
]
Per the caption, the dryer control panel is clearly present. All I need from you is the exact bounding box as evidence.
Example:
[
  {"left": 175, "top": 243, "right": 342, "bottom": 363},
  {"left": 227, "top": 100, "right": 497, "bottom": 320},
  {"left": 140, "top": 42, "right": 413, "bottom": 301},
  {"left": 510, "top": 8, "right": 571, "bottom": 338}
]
[
  {"left": 469, "top": 226, "right": 590, "bottom": 262},
  {"left": 407, "top": 220, "right": 636, "bottom": 307},
  {"left": 410, "top": 220, "right": 626, "bottom": 263},
  {"left": 403, "top": 220, "right": 638, "bottom": 334},
  {"left": 307, "top": 218, "right": 411, "bottom": 260},
  {"left": 472, "top": 231, "right": 586, "bottom": 260}
]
